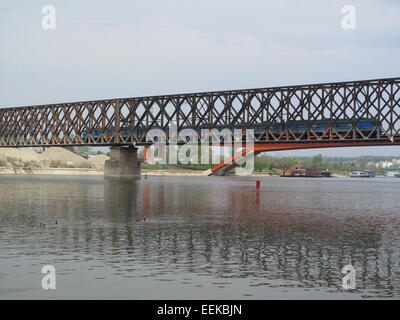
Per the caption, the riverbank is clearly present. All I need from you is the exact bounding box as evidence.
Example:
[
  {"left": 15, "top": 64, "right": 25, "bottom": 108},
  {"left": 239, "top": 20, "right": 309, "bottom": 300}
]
[
  {"left": 0, "top": 167, "right": 351, "bottom": 177},
  {"left": 0, "top": 167, "right": 205, "bottom": 176},
  {"left": 0, "top": 167, "right": 104, "bottom": 175}
]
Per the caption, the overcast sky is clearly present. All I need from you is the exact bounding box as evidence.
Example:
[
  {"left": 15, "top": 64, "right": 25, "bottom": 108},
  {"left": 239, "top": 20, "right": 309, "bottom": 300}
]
[{"left": 0, "top": 0, "right": 399, "bottom": 156}]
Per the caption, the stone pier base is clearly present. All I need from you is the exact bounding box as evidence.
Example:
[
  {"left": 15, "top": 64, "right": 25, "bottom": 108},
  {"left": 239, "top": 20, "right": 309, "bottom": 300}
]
[{"left": 104, "top": 146, "right": 141, "bottom": 179}]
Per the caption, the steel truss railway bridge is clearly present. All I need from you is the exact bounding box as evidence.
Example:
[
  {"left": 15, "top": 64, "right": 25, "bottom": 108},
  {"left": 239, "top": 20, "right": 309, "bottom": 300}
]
[{"left": 1, "top": 77, "right": 399, "bottom": 177}]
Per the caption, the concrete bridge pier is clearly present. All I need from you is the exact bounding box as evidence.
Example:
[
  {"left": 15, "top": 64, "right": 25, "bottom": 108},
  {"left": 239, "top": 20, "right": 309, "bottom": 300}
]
[{"left": 104, "top": 146, "right": 141, "bottom": 179}]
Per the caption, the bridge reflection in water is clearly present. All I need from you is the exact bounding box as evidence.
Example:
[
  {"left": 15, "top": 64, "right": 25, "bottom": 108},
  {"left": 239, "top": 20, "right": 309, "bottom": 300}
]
[{"left": 0, "top": 176, "right": 399, "bottom": 298}]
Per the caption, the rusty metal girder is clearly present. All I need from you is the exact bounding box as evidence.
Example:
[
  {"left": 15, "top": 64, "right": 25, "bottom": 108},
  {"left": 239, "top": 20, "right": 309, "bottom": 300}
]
[{"left": 0, "top": 77, "right": 399, "bottom": 147}]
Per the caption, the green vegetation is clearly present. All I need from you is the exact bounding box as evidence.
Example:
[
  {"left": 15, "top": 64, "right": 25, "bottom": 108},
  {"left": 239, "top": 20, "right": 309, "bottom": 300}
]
[
  {"left": 253, "top": 154, "right": 392, "bottom": 174},
  {"left": 254, "top": 156, "right": 298, "bottom": 172},
  {"left": 139, "top": 145, "right": 400, "bottom": 174},
  {"left": 141, "top": 153, "right": 397, "bottom": 175}
]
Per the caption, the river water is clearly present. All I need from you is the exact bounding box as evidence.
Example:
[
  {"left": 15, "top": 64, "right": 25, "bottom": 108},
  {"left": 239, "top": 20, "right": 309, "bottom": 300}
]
[{"left": 0, "top": 175, "right": 399, "bottom": 299}]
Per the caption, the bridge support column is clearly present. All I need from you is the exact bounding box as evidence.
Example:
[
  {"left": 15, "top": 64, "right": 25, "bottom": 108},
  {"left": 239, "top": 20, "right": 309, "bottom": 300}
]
[{"left": 104, "top": 146, "right": 141, "bottom": 179}]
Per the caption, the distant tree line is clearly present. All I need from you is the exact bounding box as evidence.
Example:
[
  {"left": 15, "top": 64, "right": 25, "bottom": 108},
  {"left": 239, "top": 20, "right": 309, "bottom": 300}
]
[{"left": 253, "top": 154, "right": 393, "bottom": 174}]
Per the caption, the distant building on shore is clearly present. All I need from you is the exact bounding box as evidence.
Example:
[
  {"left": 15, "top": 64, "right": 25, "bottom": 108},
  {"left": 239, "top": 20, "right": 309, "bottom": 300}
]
[
  {"left": 349, "top": 170, "right": 375, "bottom": 178},
  {"left": 367, "top": 159, "right": 400, "bottom": 169}
]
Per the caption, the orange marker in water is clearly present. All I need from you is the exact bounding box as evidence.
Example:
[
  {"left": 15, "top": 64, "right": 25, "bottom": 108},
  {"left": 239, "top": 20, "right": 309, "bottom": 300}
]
[{"left": 256, "top": 180, "right": 261, "bottom": 190}]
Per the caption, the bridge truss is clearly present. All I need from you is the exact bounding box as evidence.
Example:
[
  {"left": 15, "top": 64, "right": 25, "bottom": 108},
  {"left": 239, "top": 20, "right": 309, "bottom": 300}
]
[{"left": 0, "top": 77, "right": 399, "bottom": 147}]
